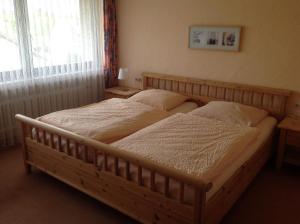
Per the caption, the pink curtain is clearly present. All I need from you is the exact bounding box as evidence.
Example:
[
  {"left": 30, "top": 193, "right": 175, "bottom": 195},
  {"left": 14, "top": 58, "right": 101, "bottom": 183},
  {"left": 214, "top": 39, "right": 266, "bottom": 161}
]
[{"left": 104, "top": 0, "right": 118, "bottom": 88}]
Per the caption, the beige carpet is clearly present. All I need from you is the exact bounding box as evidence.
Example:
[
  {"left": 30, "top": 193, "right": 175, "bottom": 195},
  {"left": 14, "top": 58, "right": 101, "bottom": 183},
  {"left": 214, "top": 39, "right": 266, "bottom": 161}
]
[{"left": 1, "top": 147, "right": 300, "bottom": 224}]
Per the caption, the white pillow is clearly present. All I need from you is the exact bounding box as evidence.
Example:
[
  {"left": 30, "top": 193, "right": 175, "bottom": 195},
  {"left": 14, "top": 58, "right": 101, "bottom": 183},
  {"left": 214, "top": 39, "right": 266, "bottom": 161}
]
[
  {"left": 189, "top": 101, "right": 268, "bottom": 127},
  {"left": 128, "top": 89, "right": 189, "bottom": 111}
]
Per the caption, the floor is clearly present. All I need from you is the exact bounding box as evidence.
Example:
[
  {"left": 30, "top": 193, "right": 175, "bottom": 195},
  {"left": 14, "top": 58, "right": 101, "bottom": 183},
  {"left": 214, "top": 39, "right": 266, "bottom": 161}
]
[{"left": 0, "top": 147, "right": 300, "bottom": 224}]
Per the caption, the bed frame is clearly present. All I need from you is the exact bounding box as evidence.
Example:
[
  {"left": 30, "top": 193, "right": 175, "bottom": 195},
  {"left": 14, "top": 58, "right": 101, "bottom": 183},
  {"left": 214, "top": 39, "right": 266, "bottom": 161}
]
[{"left": 16, "top": 73, "right": 291, "bottom": 224}]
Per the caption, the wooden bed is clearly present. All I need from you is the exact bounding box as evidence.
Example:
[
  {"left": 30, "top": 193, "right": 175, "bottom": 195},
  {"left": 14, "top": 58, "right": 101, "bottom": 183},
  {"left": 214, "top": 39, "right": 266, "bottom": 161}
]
[{"left": 16, "top": 73, "right": 291, "bottom": 224}]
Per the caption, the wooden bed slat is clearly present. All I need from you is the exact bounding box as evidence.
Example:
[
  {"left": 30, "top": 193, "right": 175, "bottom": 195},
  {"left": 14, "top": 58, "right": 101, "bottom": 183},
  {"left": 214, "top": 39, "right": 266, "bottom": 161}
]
[
  {"left": 104, "top": 153, "right": 108, "bottom": 171},
  {"left": 36, "top": 128, "right": 40, "bottom": 142},
  {"left": 50, "top": 133, "right": 54, "bottom": 149},
  {"left": 179, "top": 182, "right": 185, "bottom": 203},
  {"left": 164, "top": 177, "right": 170, "bottom": 197},
  {"left": 58, "top": 136, "right": 62, "bottom": 152},
  {"left": 138, "top": 166, "right": 143, "bottom": 186},
  {"left": 66, "top": 139, "right": 71, "bottom": 155},
  {"left": 83, "top": 146, "right": 88, "bottom": 162},
  {"left": 93, "top": 149, "right": 97, "bottom": 166},
  {"left": 150, "top": 171, "right": 155, "bottom": 191},
  {"left": 125, "top": 161, "right": 130, "bottom": 180},
  {"left": 75, "top": 142, "right": 79, "bottom": 159},
  {"left": 42, "top": 130, "right": 47, "bottom": 145},
  {"left": 29, "top": 125, "right": 33, "bottom": 140},
  {"left": 114, "top": 157, "right": 119, "bottom": 176}
]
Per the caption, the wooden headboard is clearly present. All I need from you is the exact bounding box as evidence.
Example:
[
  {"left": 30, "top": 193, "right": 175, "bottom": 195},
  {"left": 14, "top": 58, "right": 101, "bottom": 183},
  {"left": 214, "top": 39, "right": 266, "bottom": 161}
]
[{"left": 142, "top": 72, "right": 291, "bottom": 120}]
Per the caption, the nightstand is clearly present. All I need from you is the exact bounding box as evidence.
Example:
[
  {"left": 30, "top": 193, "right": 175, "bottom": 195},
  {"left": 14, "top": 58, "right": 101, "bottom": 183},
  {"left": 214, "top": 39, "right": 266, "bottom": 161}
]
[
  {"left": 276, "top": 116, "right": 300, "bottom": 169},
  {"left": 104, "top": 86, "right": 141, "bottom": 99}
]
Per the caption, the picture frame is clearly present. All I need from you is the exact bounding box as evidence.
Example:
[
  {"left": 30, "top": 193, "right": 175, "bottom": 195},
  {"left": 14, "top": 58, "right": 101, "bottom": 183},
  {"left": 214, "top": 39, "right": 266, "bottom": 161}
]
[{"left": 189, "top": 26, "right": 241, "bottom": 51}]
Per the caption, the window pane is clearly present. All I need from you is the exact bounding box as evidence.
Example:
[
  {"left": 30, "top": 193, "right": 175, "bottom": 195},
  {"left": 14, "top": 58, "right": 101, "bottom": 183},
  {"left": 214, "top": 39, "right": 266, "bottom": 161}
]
[
  {"left": 27, "top": 0, "right": 93, "bottom": 68},
  {"left": 0, "top": 0, "right": 21, "bottom": 72}
]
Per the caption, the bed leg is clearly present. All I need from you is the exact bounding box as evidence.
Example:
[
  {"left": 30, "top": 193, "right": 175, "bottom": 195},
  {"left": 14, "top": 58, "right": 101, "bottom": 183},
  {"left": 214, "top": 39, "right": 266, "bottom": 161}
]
[{"left": 194, "top": 187, "right": 206, "bottom": 224}]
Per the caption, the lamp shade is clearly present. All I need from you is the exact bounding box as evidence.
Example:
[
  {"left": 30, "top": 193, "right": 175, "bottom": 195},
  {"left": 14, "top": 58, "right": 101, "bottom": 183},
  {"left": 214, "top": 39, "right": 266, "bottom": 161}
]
[{"left": 118, "top": 68, "right": 128, "bottom": 80}]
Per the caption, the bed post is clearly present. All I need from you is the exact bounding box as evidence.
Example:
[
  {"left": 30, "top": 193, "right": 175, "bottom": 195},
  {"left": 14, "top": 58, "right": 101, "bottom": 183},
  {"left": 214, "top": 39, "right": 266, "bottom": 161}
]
[
  {"left": 194, "top": 186, "right": 207, "bottom": 224},
  {"left": 20, "top": 122, "right": 31, "bottom": 174}
]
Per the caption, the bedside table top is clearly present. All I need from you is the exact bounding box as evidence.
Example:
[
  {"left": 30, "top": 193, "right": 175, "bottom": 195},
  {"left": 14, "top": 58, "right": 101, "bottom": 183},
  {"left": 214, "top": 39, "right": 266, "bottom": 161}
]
[
  {"left": 278, "top": 116, "right": 300, "bottom": 132},
  {"left": 105, "top": 86, "right": 141, "bottom": 97}
]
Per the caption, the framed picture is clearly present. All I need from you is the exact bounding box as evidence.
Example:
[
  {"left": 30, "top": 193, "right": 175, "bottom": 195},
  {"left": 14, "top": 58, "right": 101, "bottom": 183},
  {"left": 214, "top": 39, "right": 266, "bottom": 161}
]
[{"left": 189, "top": 26, "right": 241, "bottom": 51}]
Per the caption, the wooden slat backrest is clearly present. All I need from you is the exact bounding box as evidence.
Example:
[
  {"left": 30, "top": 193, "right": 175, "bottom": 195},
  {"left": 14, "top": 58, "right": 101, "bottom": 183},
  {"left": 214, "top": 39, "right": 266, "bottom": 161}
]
[{"left": 143, "top": 72, "right": 291, "bottom": 120}]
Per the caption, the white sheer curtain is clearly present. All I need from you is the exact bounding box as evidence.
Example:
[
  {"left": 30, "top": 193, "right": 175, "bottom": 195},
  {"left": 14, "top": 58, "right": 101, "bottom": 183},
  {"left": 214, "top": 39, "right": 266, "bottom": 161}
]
[{"left": 0, "top": 0, "right": 104, "bottom": 146}]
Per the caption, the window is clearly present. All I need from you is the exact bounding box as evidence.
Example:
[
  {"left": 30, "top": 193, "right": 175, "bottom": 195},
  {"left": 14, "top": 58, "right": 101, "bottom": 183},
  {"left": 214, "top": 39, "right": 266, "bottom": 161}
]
[
  {"left": 0, "top": 0, "right": 102, "bottom": 82},
  {"left": 0, "top": 0, "right": 21, "bottom": 72}
]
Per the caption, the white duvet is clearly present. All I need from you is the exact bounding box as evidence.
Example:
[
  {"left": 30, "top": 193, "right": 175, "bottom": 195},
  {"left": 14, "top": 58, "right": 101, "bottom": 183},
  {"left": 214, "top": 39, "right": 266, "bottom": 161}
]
[
  {"left": 37, "top": 98, "right": 169, "bottom": 143},
  {"left": 112, "top": 113, "right": 259, "bottom": 180}
]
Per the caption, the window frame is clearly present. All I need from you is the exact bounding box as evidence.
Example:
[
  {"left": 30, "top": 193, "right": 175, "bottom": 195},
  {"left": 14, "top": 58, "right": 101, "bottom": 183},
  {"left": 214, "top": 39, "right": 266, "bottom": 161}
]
[{"left": 0, "top": 0, "right": 97, "bottom": 83}]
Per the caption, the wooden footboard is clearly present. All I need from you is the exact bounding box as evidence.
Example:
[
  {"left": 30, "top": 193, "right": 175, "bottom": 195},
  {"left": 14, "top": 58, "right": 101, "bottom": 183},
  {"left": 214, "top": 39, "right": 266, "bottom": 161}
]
[{"left": 16, "top": 114, "right": 212, "bottom": 224}]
